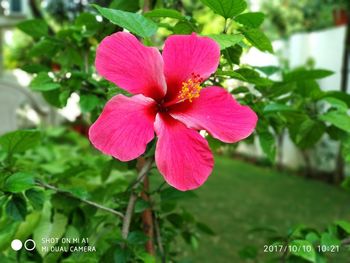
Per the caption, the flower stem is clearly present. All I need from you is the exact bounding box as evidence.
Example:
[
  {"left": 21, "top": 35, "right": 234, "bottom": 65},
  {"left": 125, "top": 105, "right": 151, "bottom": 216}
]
[
  {"left": 121, "top": 158, "right": 153, "bottom": 239},
  {"left": 154, "top": 211, "right": 166, "bottom": 262},
  {"left": 141, "top": 175, "right": 155, "bottom": 254}
]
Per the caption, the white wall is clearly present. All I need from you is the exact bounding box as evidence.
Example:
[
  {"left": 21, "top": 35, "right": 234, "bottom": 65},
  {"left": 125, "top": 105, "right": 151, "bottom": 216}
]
[
  {"left": 289, "top": 26, "right": 347, "bottom": 91},
  {"left": 243, "top": 26, "right": 347, "bottom": 92},
  {"left": 0, "top": 81, "right": 25, "bottom": 134}
]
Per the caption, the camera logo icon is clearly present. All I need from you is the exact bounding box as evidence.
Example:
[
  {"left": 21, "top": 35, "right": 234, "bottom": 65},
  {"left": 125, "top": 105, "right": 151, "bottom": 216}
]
[{"left": 11, "top": 239, "right": 36, "bottom": 251}]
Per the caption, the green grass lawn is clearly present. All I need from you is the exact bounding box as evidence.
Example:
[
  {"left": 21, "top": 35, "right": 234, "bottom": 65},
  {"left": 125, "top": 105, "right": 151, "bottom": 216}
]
[{"left": 180, "top": 156, "right": 350, "bottom": 262}]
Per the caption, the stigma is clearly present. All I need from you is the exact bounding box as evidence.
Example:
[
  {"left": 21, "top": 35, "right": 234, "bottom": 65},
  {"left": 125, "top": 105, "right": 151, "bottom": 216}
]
[{"left": 178, "top": 73, "right": 203, "bottom": 102}]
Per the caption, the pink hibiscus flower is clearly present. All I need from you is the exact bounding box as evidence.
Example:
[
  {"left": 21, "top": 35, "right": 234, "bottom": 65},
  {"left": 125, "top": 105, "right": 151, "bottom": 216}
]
[{"left": 89, "top": 32, "right": 258, "bottom": 191}]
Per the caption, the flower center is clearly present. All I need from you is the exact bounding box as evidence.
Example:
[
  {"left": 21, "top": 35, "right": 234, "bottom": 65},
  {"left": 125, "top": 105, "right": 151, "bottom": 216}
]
[{"left": 178, "top": 73, "right": 203, "bottom": 103}]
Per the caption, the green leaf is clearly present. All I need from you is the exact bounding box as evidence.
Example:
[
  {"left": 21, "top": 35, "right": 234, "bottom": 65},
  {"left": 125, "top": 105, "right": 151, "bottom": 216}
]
[
  {"left": 320, "top": 233, "right": 341, "bottom": 247},
  {"left": 335, "top": 220, "right": 350, "bottom": 234},
  {"left": 319, "top": 111, "right": 350, "bottom": 133},
  {"left": 235, "top": 12, "right": 265, "bottom": 28},
  {"left": 145, "top": 8, "right": 185, "bottom": 20},
  {"left": 231, "top": 86, "right": 249, "bottom": 94},
  {"left": 289, "top": 240, "right": 316, "bottom": 263},
  {"left": 0, "top": 221, "right": 20, "bottom": 252},
  {"left": 15, "top": 211, "right": 41, "bottom": 241},
  {"left": 134, "top": 200, "right": 150, "bottom": 213},
  {"left": 56, "top": 48, "right": 83, "bottom": 68},
  {"left": 327, "top": 126, "right": 348, "bottom": 141},
  {"left": 93, "top": 5, "right": 157, "bottom": 38},
  {"left": 223, "top": 45, "right": 243, "bottom": 65},
  {"left": 33, "top": 203, "right": 68, "bottom": 257},
  {"left": 201, "top": 0, "right": 247, "bottom": 19},
  {"left": 25, "top": 189, "right": 45, "bottom": 210},
  {"left": 0, "top": 130, "right": 40, "bottom": 154},
  {"left": 109, "top": 0, "right": 140, "bottom": 12},
  {"left": 284, "top": 69, "right": 333, "bottom": 82},
  {"left": 17, "top": 19, "right": 48, "bottom": 39},
  {"left": 101, "top": 159, "right": 114, "bottom": 181},
  {"left": 306, "top": 232, "right": 319, "bottom": 245},
  {"left": 167, "top": 213, "right": 183, "bottom": 227},
  {"left": 75, "top": 12, "right": 102, "bottom": 36},
  {"left": 4, "top": 172, "right": 35, "bottom": 193},
  {"left": 137, "top": 252, "right": 156, "bottom": 263},
  {"left": 290, "top": 119, "right": 326, "bottom": 149},
  {"left": 262, "top": 82, "right": 296, "bottom": 98},
  {"left": 217, "top": 70, "right": 246, "bottom": 81},
  {"left": 207, "top": 34, "right": 243, "bottom": 50},
  {"left": 29, "top": 38, "right": 61, "bottom": 58},
  {"left": 65, "top": 225, "right": 80, "bottom": 240},
  {"left": 173, "top": 21, "right": 195, "bottom": 34},
  {"left": 290, "top": 224, "right": 315, "bottom": 238},
  {"left": 191, "top": 235, "right": 199, "bottom": 250},
  {"left": 263, "top": 103, "right": 297, "bottom": 114},
  {"left": 235, "top": 68, "right": 273, "bottom": 85},
  {"left": 114, "top": 247, "right": 130, "bottom": 263},
  {"left": 21, "top": 64, "right": 50, "bottom": 74},
  {"left": 259, "top": 131, "right": 276, "bottom": 162},
  {"left": 6, "top": 195, "right": 27, "bottom": 221},
  {"left": 42, "top": 89, "right": 63, "bottom": 108},
  {"left": 30, "top": 72, "right": 60, "bottom": 91},
  {"left": 295, "top": 80, "right": 323, "bottom": 100},
  {"left": 241, "top": 28, "right": 273, "bottom": 53},
  {"left": 50, "top": 193, "right": 80, "bottom": 213},
  {"left": 255, "top": 66, "right": 280, "bottom": 76},
  {"left": 127, "top": 231, "right": 148, "bottom": 245},
  {"left": 0, "top": 196, "right": 8, "bottom": 209},
  {"left": 160, "top": 187, "right": 197, "bottom": 201},
  {"left": 322, "top": 91, "right": 350, "bottom": 107},
  {"left": 79, "top": 94, "right": 100, "bottom": 113},
  {"left": 253, "top": 81, "right": 296, "bottom": 98},
  {"left": 322, "top": 97, "right": 348, "bottom": 112},
  {"left": 196, "top": 222, "right": 215, "bottom": 235}
]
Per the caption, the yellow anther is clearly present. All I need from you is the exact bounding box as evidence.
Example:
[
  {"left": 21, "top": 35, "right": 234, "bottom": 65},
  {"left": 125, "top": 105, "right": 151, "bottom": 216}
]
[{"left": 178, "top": 73, "right": 203, "bottom": 102}]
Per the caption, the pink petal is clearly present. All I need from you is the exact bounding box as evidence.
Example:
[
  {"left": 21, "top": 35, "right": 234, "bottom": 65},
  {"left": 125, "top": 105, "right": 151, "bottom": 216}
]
[
  {"left": 95, "top": 32, "right": 166, "bottom": 100},
  {"left": 162, "top": 33, "right": 220, "bottom": 101},
  {"left": 154, "top": 113, "right": 214, "bottom": 191},
  {"left": 89, "top": 94, "right": 156, "bottom": 161},
  {"left": 169, "top": 86, "right": 258, "bottom": 143}
]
